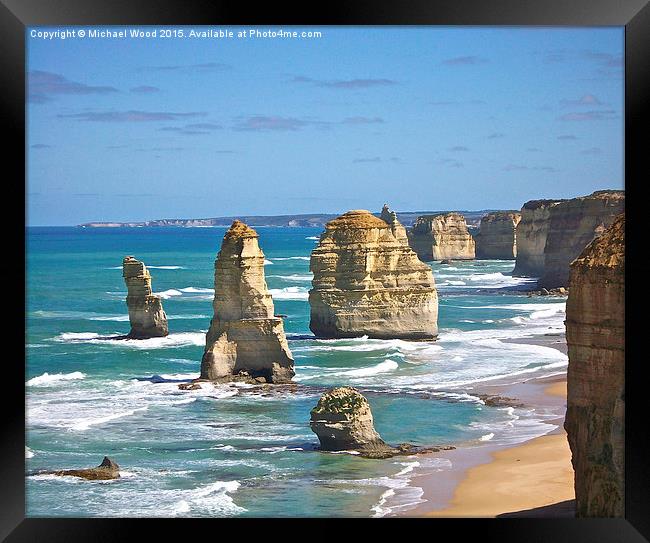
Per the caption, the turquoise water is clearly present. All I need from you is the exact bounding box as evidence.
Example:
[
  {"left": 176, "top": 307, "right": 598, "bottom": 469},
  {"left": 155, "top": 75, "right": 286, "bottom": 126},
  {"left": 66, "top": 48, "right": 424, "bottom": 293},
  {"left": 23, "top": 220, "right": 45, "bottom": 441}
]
[{"left": 26, "top": 227, "right": 568, "bottom": 517}]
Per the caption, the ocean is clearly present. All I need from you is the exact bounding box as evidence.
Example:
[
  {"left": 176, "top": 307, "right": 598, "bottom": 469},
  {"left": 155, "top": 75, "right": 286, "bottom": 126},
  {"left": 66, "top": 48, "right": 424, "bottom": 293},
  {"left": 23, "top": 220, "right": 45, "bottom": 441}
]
[{"left": 25, "top": 226, "right": 568, "bottom": 517}]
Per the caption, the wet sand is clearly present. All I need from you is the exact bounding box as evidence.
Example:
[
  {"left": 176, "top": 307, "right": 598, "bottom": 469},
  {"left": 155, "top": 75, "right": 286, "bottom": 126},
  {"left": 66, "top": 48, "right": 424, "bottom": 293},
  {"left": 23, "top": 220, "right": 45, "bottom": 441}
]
[{"left": 400, "top": 333, "right": 574, "bottom": 517}]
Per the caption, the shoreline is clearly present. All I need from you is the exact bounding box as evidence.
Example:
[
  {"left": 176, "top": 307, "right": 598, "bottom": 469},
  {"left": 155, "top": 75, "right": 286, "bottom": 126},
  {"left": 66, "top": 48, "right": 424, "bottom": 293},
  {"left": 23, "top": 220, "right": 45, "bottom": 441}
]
[{"left": 396, "top": 333, "right": 574, "bottom": 518}]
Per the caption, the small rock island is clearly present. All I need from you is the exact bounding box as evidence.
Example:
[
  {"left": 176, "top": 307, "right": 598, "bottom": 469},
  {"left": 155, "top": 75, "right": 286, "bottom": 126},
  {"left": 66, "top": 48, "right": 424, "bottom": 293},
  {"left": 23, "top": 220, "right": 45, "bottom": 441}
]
[
  {"left": 309, "top": 208, "right": 438, "bottom": 339},
  {"left": 200, "top": 221, "right": 295, "bottom": 383},
  {"left": 49, "top": 457, "right": 121, "bottom": 481},
  {"left": 310, "top": 387, "right": 396, "bottom": 458},
  {"left": 123, "top": 256, "right": 169, "bottom": 339}
]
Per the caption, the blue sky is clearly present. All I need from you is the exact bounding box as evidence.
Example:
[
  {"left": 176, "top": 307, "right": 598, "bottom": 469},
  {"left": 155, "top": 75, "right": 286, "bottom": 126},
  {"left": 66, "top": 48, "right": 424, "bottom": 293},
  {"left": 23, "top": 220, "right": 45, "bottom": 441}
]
[{"left": 27, "top": 26, "right": 624, "bottom": 225}]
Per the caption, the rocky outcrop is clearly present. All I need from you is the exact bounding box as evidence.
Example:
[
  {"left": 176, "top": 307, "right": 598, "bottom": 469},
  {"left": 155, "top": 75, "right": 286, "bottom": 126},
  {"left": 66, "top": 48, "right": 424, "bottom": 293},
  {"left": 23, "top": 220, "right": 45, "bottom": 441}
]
[
  {"left": 310, "top": 387, "right": 456, "bottom": 459},
  {"left": 50, "top": 457, "right": 120, "bottom": 480},
  {"left": 380, "top": 204, "right": 408, "bottom": 245},
  {"left": 407, "top": 212, "right": 475, "bottom": 261},
  {"left": 310, "top": 387, "right": 395, "bottom": 457},
  {"left": 200, "top": 221, "right": 295, "bottom": 383},
  {"left": 475, "top": 211, "right": 521, "bottom": 260},
  {"left": 512, "top": 199, "right": 565, "bottom": 277},
  {"left": 309, "top": 209, "right": 438, "bottom": 339},
  {"left": 122, "top": 256, "right": 169, "bottom": 338},
  {"left": 564, "top": 213, "right": 624, "bottom": 517},
  {"left": 538, "top": 191, "right": 625, "bottom": 288}
]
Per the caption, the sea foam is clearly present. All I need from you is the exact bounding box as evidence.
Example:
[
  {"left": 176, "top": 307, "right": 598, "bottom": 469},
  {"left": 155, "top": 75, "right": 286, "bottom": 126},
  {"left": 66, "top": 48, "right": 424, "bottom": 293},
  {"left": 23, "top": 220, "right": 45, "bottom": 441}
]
[{"left": 26, "top": 371, "right": 85, "bottom": 387}]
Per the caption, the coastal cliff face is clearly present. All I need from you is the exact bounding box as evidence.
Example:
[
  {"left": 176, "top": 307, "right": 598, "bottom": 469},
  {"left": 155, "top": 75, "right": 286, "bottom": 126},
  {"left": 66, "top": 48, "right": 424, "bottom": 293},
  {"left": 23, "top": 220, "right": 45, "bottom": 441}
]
[
  {"left": 309, "top": 209, "right": 438, "bottom": 339},
  {"left": 200, "top": 221, "right": 295, "bottom": 383},
  {"left": 539, "top": 191, "right": 625, "bottom": 288},
  {"left": 512, "top": 200, "right": 564, "bottom": 277},
  {"left": 407, "top": 212, "right": 475, "bottom": 261},
  {"left": 564, "top": 213, "right": 624, "bottom": 517},
  {"left": 122, "top": 256, "right": 169, "bottom": 339},
  {"left": 310, "top": 387, "right": 394, "bottom": 456},
  {"left": 475, "top": 211, "right": 521, "bottom": 260}
]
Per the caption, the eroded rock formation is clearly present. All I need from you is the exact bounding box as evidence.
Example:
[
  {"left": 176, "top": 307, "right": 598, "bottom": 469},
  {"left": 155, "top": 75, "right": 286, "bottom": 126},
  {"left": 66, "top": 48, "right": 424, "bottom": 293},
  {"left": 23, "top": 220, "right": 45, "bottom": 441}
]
[
  {"left": 380, "top": 204, "right": 408, "bottom": 244},
  {"left": 539, "top": 191, "right": 625, "bottom": 288},
  {"left": 123, "top": 256, "right": 169, "bottom": 338},
  {"left": 200, "top": 221, "right": 294, "bottom": 383},
  {"left": 50, "top": 457, "right": 120, "bottom": 480},
  {"left": 564, "top": 213, "right": 624, "bottom": 517},
  {"left": 475, "top": 211, "right": 521, "bottom": 260},
  {"left": 309, "top": 209, "right": 438, "bottom": 339},
  {"left": 407, "top": 212, "right": 475, "bottom": 261},
  {"left": 309, "top": 387, "right": 456, "bottom": 459},
  {"left": 310, "top": 387, "right": 394, "bottom": 457},
  {"left": 512, "top": 199, "right": 564, "bottom": 277}
]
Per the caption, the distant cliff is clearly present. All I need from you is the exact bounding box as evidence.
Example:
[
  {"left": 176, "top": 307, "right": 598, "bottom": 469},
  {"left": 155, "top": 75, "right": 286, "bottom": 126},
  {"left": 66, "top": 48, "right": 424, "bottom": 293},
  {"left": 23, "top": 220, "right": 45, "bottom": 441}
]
[
  {"left": 513, "top": 199, "right": 565, "bottom": 276},
  {"left": 407, "top": 212, "right": 475, "bottom": 261},
  {"left": 475, "top": 211, "right": 521, "bottom": 260},
  {"left": 565, "top": 213, "right": 624, "bottom": 517},
  {"left": 513, "top": 190, "right": 624, "bottom": 286},
  {"left": 539, "top": 191, "right": 625, "bottom": 288},
  {"left": 78, "top": 210, "right": 496, "bottom": 229}
]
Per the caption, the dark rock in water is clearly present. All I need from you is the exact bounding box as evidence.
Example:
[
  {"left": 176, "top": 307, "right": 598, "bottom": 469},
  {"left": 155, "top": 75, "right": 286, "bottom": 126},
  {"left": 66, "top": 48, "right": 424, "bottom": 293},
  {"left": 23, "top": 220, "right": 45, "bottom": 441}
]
[
  {"left": 178, "top": 382, "right": 202, "bottom": 390},
  {"left": 525, "top": 287, "right": 569, "bottom": 297},
  {"left": 123, "top": 256, "right": 169, "bottom": 339},
  {"left": 49, "top": 456, "right": 120, "bottom": 480},
  {"left": 477, "top": 394, "right": 524, "bottom": 408},
  {"left": 440, "top": 259, "right": 453, "bottom": 265}
]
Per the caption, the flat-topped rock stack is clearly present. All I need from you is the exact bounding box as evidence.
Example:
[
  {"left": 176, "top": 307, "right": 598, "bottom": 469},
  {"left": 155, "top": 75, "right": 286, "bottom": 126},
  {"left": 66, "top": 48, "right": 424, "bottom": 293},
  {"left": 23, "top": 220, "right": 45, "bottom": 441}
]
[
  {"left": 407, "top": 212, "right": 475, "bottom": 261},
  {"left": 475, "top": 211, "right": 521, "bottom": 260},
  {"left": 200, "top": 221, "right": 295, "bottom": 383},
  {"left": 564, "top": 213, "right": 625, "bottom": 517},
  {"left": 539, "top": 190, "right": 625, "bottom": 288},
  {"left": 309, "top": 209, "right": 438, "bottom": 339},
  {"left": 122, "top": 256, "right": 169, "bottom": 339}
]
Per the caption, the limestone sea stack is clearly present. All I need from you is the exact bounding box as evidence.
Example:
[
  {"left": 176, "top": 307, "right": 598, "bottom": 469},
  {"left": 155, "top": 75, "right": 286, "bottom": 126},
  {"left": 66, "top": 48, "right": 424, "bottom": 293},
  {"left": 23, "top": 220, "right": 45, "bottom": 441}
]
[
  {"left": 512, "top": 199, "right": 565, "bottom": 277},
  {"left": 474, "top": 211, "right": 521, "bottom": 260},
  {"left": 200, "top": 221, "right": 294, "bottom": 383},
  {"left": 122, "top": 256, "right": 169, "bottom": 339},
  {"left": 309, "top": 209, "right": 438, "bottom": 339},
  {"left": 310, "top": 387, "right": 394, "bottom": 457},
  {"left": 564, "top": 213, "right": 624, "bottom": 517},
  {"left": 538, "top": 190, "right": 625, "bottom": 288},
  {"left": 407, "top": 212, "right": 475, "bottom": 261}
]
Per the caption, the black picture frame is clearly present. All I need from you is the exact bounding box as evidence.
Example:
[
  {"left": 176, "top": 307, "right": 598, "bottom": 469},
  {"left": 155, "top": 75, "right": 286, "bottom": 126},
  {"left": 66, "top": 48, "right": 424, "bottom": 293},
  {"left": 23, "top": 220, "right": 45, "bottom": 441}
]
[{"left": 4, "top": 0, "right": 648, "bottom": 540}]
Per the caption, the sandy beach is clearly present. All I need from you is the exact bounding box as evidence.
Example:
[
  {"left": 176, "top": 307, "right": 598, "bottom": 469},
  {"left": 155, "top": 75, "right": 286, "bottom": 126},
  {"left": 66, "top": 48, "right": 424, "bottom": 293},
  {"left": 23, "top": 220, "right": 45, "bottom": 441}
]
[{"left": 402, "top": 333, "right": 575, "bottom": 518}]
